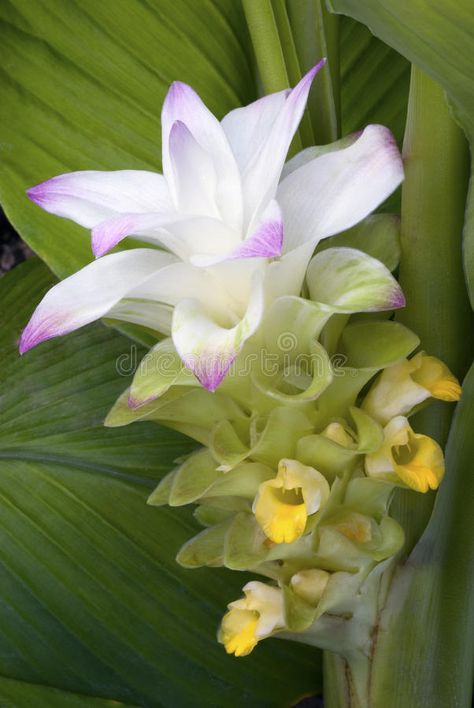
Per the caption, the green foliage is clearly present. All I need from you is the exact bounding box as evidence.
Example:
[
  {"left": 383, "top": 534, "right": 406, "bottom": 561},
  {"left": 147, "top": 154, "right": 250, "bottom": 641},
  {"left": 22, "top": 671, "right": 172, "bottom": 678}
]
[{"left": 0, "top": 260, "right": 321, "bottom": 707}]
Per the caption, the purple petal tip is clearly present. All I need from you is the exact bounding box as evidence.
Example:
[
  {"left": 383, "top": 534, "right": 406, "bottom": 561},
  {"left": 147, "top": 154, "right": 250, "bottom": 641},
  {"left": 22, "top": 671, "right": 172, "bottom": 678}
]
[
  {"left": 18, "top": 324, "right": 41, "bottom": 355},
  {"left": 182, "top": 354, "right": 235, "bottom": 392},
  {"left": 390, "top": 287, "right": 406, "bottom": 310},
  {"left": 127, "top": 395, "right": 142, "bottom": 409},
  {"left": 26, "top": 184, "right": 46, "bottom": 206},
  {"left": 127, "top": 394, "right": 158, "bottom": 410}
]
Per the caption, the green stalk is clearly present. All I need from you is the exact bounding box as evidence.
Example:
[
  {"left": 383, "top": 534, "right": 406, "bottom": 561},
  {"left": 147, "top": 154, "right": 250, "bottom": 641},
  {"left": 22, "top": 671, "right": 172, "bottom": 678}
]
[
  {"left": 393, "top": 66, "right": 473, "bottom": 551},
  {"left": 242, "top": 0, "right": 340, "bottom": 151},
  {"left": 242, "top": 0, "right": 303, "bottom": 153},
  {"left": 271, "top": 0, "right": 315, "bottom": 146},
  {"left": 241, "top": 0, "right": 289, "bottom": 93},
  {"left": 287, "top": 0, "right": 340, "bottom": 143}
]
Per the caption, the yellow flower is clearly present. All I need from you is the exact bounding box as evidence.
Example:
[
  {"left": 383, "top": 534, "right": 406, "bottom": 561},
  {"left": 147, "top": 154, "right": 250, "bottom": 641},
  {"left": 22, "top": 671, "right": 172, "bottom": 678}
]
[
  {"left": 365, "top": 416, "right": 445, "bottom": 492},
  {"left": 363, "top": 352, "right": 461, "bottom": 424},
  {"left": 219, "top": 582, "right": 285, "bottom": 657},
  {"left": 253, "top": 459, "right": 330, "bottom": 544}
]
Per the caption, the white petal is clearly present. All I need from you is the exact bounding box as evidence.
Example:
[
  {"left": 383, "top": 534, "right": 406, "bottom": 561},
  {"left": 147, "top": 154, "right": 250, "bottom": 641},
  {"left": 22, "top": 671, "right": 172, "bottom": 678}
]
[
  {"left": 191, "top": 200, "right": 283, "bottom": 266},
  {"left": 278, "top": 125, "right": 404, "bottom": 254},
  {"left": 221, "top": 90, "right": 289, "bottom": 174},
  {"left": 19, "top": 249, "right": 177, "bottom": 353},
  {"left": 27, "top": 170, "right": 172, "bottom": 228},
  {"left": 171, "top": 272, "right": 265, "bottom": 391},
  {"left": 242, "top": 61, "right": 326, "bottom": 231},
  {"left": 281, "top": 132, "right": 360, "bottom": 180},
  {"left": 161, "top": 81, "right": 242, "bottom": 230},
  {"left": 265, "top": 242, "right": 316, "bottom": 301},
  {"left": 92, "top": 213, "right": 237, "bottom": 260},
  {"left": 107, "top": 300, "right": 173, "bottom": 334},
  {"left": 168, "top": 120, "right": 220, "bottom": 217},
  {"left": 124, "top": 261, "right": 237, "bottom": 324}
]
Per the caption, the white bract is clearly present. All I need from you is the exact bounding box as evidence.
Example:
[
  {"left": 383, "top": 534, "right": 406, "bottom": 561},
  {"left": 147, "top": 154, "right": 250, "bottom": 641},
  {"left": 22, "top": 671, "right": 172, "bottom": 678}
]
[{"left": 21, "top": 61, "right": 404, "bottom": 390}]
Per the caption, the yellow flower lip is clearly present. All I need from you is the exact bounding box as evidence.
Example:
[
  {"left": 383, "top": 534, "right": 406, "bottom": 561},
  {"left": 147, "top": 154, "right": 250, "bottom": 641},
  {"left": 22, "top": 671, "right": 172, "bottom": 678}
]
[
  {"left": 365, "top": 416, "right": 445, "bottom": 493},
  {"left": 221, "top": 609, "right": 259, "bottom": 657},
  {"left": 253, "top": 459, "right": 330, "bottom": 544},
  {"left": 392, "top": 433, "right": 444, "bottom": 492},
  {"left": 256, "top": 486, "right": 307, "bottom": 544}
]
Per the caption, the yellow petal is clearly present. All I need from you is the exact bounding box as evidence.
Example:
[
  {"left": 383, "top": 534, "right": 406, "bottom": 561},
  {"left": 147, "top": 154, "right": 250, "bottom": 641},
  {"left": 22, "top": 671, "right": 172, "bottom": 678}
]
[
  {"left": 220, "top": 609, "right": 259, "bottom": 657},
  {"left": 412, "top": 355, "right": 461, "bottom": 402},
  {"left": 428, "top": 378, "right": 462, "bottom": 401},
  {"left": 255, "top": 484, "right": 307, "bottom": 544},
  {"left": 394, "top": 434, "right": 445, "bottom": 492}
]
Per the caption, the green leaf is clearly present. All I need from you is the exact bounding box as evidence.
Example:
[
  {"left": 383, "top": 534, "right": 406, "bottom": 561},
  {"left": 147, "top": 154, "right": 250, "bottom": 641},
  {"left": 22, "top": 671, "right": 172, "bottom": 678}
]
[
  {"left": 0, "top": 260, "right": 322, "bottom": 706},
  {"left": 0, "top": 0, "right": 256, "bottom": 278},
  {"left": 340, "top": 17, "right": 409, "bottom": 145},
  {"left": 0, "top": 676, "right": 137, "bottom": 708}
]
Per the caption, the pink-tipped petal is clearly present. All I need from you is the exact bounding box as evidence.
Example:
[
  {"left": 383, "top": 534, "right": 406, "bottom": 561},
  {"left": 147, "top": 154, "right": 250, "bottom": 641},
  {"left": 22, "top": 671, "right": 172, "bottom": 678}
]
[
  {"left": 172, "top": 272, "right": 265, "bottom": 391},
  {"left": 26, "top": 170, "right": 172, "bottom": 229},
  {"left": 91, "top": 212, "right": 174, "bottom": 257},
  {"left": 191, "top": 200, "right": 283, "bottom": 266},
  {"left": 181, "top": 352, "right": 236, "bottom": 392},
  {"left": 278, "top": 124, "right": 404, "bottom": 255},
  {"left": 168, "top": 120, "right": 219, "bottom": 217},
  {"left": 221, "top": 89, "right": 290, "bottom": 174},
  {"left": 161, "top": 81, "right": 242, "bottom": 230},
  {"left": 390, "top": 287, "right": 406, "bottom": 310},
  {"left": 18, "top": 249, "right": 178, "bottom": 354},
  {"left": 242, "top": 60, "right": 326, "bottom": 231}
]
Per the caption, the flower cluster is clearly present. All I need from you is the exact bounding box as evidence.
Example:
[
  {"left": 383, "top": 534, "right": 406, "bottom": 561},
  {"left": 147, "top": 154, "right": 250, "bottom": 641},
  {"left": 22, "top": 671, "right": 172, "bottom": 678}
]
[{"left": 20, "top": 63, "right": 461, "bottom": 659}]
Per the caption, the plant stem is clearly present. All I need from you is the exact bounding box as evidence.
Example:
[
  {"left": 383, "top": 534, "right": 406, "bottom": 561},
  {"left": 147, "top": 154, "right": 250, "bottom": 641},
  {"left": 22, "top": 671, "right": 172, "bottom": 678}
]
[
  {"left": 393, "top": 65, "right": 473, "bottom": 551},
  {"left": 287, "top": 0, "right": 340, "bottom": 143},
  {"left": 242, "top": 0, "right": 289, "bottom": 93},
  {"left": 242, "top": 0, "right": 341, "bottom": 151},
  {"left": 271, "top": 0, "right": 315, "bottom": 146},
  {"left": 242, "top": 0, "right": 303, "bottom": 154}
]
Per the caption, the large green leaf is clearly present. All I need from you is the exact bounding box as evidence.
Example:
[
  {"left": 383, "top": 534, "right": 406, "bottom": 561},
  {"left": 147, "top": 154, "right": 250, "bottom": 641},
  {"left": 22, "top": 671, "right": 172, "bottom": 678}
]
[
  {"left": 0, "top": 259, "right": 321, "bottom": 707},
  {"left": 327, "top": 0, "right": 474, "bottom": 305},
  {"left": 340, "top": 17, "right": 409, "bottom": 145},
  {"left": 0, "top": 0, "right": 256, "bottom": 278}
]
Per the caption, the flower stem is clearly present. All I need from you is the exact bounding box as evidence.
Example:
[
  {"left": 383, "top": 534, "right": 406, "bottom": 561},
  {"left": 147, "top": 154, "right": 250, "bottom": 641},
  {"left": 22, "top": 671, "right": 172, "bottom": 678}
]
[
  {"left": 242, "top": 0, "right": 290, "bottom": 93},
  {"left": 242, "top": 0, "right": 341, "bottom": 150},
  {"left": 287, "top": 0, "right": 340, "bottom": 143},
  {"left": 242, "top": 0, "right": 303, "bottom": 153}
]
